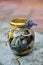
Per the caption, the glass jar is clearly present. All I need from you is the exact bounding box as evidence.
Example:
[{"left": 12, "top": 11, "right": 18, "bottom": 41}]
[{"left": 8, "top": 18, "right": 34, "bottom": 56}]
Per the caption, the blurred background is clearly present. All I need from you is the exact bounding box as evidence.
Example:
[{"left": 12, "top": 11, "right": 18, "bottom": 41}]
[{"left": 0, "top": 0, "right": 43, "bottom": 33}]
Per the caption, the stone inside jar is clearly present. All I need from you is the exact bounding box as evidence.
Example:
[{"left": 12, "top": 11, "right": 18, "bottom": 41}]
[
  {"left": 8, "top": 29, "right": 34, "bottom": 55},
  {"left": 10, "top": 29, "right": 32, "bottom": 50}
]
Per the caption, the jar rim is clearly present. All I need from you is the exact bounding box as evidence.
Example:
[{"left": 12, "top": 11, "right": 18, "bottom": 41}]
[{"left": 9, "top": 18, "right": 28, "bottom": 26}]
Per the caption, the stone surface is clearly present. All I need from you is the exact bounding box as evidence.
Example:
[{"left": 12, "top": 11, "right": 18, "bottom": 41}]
[{"left": 0, "top": 20, "right": 43, "bottom": 65}]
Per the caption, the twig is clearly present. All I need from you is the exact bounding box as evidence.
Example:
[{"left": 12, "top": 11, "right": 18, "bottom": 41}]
[{"left": 16, "top": 56, "right": 22, "bottom": 65}]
